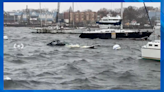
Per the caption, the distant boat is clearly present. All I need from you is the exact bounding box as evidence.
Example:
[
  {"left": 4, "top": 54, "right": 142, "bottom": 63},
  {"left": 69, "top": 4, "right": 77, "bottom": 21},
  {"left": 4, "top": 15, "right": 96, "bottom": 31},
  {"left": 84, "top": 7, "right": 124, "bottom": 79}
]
[
  {"left": 141, "top": 40, "right": 160, "bottom": 61},
  {"left": 96, "top": 14, "right": 121, "bottom": 29}
]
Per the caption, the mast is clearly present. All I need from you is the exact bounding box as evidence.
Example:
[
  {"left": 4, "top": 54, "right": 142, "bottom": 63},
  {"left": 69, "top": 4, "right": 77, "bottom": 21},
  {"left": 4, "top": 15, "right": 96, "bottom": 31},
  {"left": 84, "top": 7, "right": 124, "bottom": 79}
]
[
  {"left": 143, "top": 2, "right": 155, "bottom": 40},
  {"left": 45, "top": 9, "right": 47, "bottom": 26},
  {"left": 72, "top": 2, "right": 74, "bottom": 28},
  {"left": 120, "top": 2, "right": 123, "bottom": 30},
  {"left": 69, "top": 7, "right": 71, "bottom": 26},
  {"left": 26, "top": 5, "right": 27, "bottom": 24},
  {"left": 26, "top": 5, "right": 30, "bottom": 25},
  {"left": 39, "top": 3, "right": 42, "bottom": 27},
  {"left": 56, "top": 2, "right": 60, "bottom": 25},
  {"left": 143, "top": 3, "right": 153, "bottom": 29}
]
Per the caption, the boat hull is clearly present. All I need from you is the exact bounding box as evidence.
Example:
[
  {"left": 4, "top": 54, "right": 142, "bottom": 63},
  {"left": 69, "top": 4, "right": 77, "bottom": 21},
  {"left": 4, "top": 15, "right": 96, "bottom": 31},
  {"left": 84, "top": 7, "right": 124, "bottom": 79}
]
[
  {"left": 99, "top": 25, "right": 120, "bottom": 29},
  {"left": 79, "top": 32, "right": 152, "bottom": 39},
  {"left": 141, "top": 48, "right": 160, "bottom": 61}
]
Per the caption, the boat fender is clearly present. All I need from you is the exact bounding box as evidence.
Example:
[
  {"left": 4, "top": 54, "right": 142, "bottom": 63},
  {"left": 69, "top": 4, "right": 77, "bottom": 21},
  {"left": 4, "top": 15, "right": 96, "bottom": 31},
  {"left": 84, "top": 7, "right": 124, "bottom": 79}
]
[{"left": 140, "top": 32, "right": 142, "bottom": 35}]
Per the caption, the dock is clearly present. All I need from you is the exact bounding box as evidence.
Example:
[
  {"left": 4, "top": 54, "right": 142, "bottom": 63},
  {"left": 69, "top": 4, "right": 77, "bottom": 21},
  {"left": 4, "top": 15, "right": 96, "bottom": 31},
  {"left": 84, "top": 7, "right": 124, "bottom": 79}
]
[{"left": 31, "top": 27, "right": 84, "bottom": 34}]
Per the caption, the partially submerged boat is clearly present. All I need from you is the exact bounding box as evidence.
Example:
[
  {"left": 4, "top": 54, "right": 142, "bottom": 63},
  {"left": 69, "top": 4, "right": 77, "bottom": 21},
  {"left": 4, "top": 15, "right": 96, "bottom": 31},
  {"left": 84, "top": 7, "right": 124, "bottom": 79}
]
[
  {"left": 47, "top": 40, "right": 68, "bottom": 46},
  {"left": 65, "top": 44, "right": 95, "bottom": 49},
  {"left": 47, "top": 40, "right": 95, "bottom": 49}
]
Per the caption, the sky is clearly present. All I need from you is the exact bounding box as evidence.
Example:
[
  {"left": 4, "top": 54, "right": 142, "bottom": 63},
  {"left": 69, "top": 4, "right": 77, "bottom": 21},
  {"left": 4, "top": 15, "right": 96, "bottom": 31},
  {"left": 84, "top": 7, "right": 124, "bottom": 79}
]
[{"left": 4, "top": 2, "right": 160, "bottom": 13}]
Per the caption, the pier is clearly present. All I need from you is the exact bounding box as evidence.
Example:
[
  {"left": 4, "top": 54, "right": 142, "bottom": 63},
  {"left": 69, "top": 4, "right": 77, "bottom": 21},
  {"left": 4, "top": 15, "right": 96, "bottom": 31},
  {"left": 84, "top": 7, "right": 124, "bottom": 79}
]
[{"left": 31, "top": 27, "right": 84, "bottom": 34}]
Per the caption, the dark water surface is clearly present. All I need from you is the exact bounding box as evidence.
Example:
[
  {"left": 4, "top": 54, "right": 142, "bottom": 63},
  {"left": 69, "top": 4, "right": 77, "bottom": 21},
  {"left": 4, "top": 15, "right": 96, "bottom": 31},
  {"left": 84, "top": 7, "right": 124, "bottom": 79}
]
[{"left": 4, "top": 27, "right": 160, "bottom": 90}]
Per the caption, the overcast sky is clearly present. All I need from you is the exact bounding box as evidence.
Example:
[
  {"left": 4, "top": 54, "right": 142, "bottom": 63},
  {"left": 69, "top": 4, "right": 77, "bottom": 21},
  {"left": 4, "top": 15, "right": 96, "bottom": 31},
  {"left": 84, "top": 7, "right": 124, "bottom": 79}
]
[{"left": 4, "top": 2, "right": 160, "bottom": 13}]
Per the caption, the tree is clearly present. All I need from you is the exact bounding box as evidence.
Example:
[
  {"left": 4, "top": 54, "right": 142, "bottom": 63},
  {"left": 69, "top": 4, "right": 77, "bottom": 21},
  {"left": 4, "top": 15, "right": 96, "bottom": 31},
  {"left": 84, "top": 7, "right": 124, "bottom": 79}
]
[
  {"left": 123, "top": 6, "right": 139, "bottom": 23},
  {"left": 97, "top": 8, "right": 109, "bottom": 18},
  {"left": 109, "top": 10, "right": 119, "bottom": 16}
]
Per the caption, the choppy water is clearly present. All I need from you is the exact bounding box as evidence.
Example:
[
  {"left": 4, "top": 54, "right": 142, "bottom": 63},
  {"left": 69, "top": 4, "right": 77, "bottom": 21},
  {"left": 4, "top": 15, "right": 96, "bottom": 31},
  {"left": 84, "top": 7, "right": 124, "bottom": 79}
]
[{"left": 4, "top": 27, "right": 160, "bottom": 90}]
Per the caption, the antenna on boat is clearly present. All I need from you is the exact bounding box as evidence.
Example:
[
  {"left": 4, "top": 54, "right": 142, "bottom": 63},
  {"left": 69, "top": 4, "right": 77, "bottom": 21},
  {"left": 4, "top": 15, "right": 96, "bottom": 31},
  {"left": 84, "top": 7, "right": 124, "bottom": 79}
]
[
  {"left": 120, "top": 2, "right": 123, "bottom": 30},
  {"left": 56, "top": 2, "right": 60, "bottom": 26},
  {"left": 69, "top": 6, "right": 71, "bottom": 27},
  {"left": 72, "top": 2, "right": 75, "bottom": 29},
  {"left": 39, "top": 3, "right": 42, "bottom": 27}
]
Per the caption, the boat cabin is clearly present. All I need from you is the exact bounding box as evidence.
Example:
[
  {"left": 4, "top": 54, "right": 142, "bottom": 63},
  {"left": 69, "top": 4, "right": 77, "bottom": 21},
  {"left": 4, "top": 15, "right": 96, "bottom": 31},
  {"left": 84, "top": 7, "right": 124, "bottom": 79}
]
[
  {"left": 99, "top": 15, "right": 122, "bottom": 23},
  {"left": 145, "top": 40, "right": 160, "bottom": 49}
]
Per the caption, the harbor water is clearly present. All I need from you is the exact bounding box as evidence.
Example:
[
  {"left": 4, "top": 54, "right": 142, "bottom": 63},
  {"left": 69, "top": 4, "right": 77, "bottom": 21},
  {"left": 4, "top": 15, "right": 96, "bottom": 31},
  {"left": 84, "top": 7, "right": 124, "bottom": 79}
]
[{"left": 4, "top": 27, "right": 160, "bottom": 90}]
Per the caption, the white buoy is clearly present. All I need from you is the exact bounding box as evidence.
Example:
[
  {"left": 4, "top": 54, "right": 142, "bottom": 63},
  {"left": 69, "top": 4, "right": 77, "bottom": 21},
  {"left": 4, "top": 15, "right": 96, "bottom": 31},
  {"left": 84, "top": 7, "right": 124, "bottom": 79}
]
[
  {"left": 4, "top": 36, "right": 8, "bottom": 40},
  {"left": 113, "top": 44, "right": 121, "bottom": 50},
  {"left": 4, "top": 76, "right": 11, "bottom": 80}
]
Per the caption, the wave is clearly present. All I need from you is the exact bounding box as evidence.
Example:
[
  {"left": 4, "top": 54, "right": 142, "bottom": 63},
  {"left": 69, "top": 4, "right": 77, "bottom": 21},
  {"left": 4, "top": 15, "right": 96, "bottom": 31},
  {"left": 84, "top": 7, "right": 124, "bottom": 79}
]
[
  {"left": 118, "top": 70, "right": 136, "bottom": 79},
  {"left": 4, "top": 53, "right": 13, "bottom": 57},
  {"left": 60, "top": 78, "right": 91, "bottom": 85},
  {"left": 36, "top": 71, "right": 55, "bottom": 77},
  {"left": 63, "top": 62, "right": 84, "bottom": 75},
  {"left": 4, "top": 79, "right": 52, "bottom": 89},
  {"left": 110, "top": 85, "right": 138, "bottom": 90},
  {"left": 119, "top": 57, "right": 136, "bottom": 63},
  {"left": 4, "top": 79, "right": 31, "bottom": 89},
  {"left": 70, "top": 83, "right": 103, "bottom": 90},
  {"left": 72, "top": 59, "right": 90, "bottom": 65},
  {"left": 97, "top": 70, "right": 117, "bottom": 77},
  {"left": 10, "top": 59, "right": 26, "bottom": 64}
]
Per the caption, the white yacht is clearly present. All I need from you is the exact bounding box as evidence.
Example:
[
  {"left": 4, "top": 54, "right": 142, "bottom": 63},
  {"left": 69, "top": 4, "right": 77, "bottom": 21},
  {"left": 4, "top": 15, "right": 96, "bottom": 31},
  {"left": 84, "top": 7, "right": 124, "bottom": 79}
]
[
  {"left": 96, "top": 14, "right": 122, "bottom": 29},
  {"left": 141, "top": 40, "right": 160, "bottom": 61}
]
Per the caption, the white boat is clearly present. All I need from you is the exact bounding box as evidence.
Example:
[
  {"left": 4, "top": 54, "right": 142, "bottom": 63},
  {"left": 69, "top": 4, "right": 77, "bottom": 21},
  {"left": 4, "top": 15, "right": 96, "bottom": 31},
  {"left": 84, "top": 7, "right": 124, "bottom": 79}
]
[
  {"left": 141, "top": 40, "right": 160, "bottom": 61},
  {"left": 96, "top": 14, "right": 122, "bottom": 29}
]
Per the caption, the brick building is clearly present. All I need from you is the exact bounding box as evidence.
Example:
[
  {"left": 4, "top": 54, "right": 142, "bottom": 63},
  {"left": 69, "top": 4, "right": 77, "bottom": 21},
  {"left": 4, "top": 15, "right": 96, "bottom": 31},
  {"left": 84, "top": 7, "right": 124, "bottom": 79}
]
[{"left": 64, "top": 10, "right": 97, "bottom": 26}]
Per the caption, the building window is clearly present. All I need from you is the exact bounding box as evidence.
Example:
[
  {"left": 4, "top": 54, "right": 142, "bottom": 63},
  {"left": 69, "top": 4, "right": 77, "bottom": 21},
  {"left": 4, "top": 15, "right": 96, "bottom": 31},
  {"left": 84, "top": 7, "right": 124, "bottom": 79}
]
[{"left": 103, "top": 19, "right": 108, "bottom": 21}]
